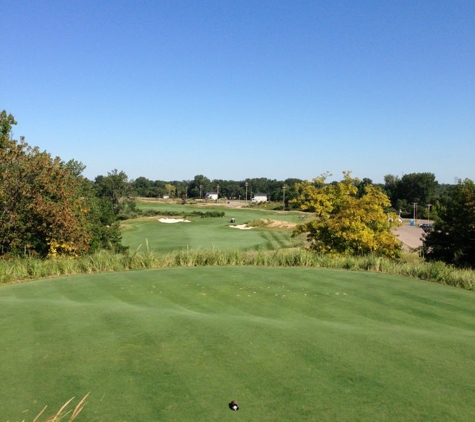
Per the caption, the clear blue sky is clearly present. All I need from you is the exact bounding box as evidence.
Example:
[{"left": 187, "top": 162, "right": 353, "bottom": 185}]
[{"left": 3, "top": 0, "right": 474, "bottom": 184}]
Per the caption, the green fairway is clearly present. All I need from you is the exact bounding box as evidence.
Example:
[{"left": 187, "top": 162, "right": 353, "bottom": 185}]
[
  {"left": 122, "top": 203, "right": 305, "bottom": 253},
  {"left": 1, "top": 268, "right": 474, "bottom": 421}
]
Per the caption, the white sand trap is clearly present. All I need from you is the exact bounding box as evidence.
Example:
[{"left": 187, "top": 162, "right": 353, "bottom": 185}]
[
  {"left": 230, "top": 224, "right": 253, "bottom": 230},
  {"left": 159, "top": 218, "right": 191, "bottom": 223}
]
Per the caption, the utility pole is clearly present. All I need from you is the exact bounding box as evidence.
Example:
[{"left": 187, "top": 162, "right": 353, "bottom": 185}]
[
  {"left": 413, "top": 203, "right": 417, "bottom": 223},
  {"left": 245, "top": 181, "right": 248, "bottom": 202},
  {"left": 427, "top": 204, "right": 432, "bottom": 223},
  {"left": 282, "top": 186, "right": 286, "bottom": 211}
]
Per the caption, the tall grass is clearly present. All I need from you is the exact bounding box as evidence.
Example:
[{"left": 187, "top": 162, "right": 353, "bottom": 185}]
[{"left": 1, "top": 248, "right": 474, "bottom": 290}]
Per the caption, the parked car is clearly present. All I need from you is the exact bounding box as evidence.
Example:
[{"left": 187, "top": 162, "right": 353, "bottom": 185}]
[{"left": 419, "top": 223, "right": 433, "bottom": 230}]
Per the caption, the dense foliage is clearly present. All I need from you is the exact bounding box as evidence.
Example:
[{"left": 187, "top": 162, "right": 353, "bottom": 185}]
[
  {"left": 423, "top": 178, "right": 475, "bottom": 268},
  {"left": 94, "top": 170, "right": 134, "bottom": 217},
  {"left": 0, "top": 111, "right": 125, "bottom": 257},
  {"left": 292, "top": 172, "right": 402, "bottom": 257},
  {"left": 383, "top": 172, "right": 439, "bottom": 219},
  {"left": 131, "top": 172, "right": 458, "bottom": 222},
  {"left": 1, "top": 112, "right": 90, "bottom": 256}
]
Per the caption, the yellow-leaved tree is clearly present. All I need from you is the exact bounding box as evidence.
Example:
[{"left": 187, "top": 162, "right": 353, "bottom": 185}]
[{"left": 292, "top": 172, "right": 402, "bottom": 257}]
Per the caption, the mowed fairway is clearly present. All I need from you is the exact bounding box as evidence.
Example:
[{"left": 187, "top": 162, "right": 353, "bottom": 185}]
[
  {"left": 121, "top": 203, "right": 304, "bottom": 252},
  {"left": 1, "top": 267, "right": 474, "bottom": 421}
]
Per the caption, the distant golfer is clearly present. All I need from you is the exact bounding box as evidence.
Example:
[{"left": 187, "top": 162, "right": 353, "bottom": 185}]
[{"left": 229, "top": 400, "right": 239, "bottom": 411}]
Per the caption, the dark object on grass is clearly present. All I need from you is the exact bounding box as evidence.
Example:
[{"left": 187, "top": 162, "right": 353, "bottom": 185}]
[{"left": 229, "top": 400, "right": 239, "bottom": 411}]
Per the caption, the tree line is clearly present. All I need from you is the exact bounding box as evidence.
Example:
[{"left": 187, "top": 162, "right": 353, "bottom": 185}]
[
  {"left": 131, "top": 174, "right": 304, "bottom": 206},
  {"left": 130, "top": 172, "right": 455, "bottom": 219}
]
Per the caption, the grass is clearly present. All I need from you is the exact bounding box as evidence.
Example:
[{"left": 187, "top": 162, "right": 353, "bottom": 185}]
[
  {"left": 2, "top": 201, "right": 474, "bottom": 419},
  {"left": 2, "top": 248, "right": 475, "bottom": 290},
  {"left": 1, "top": 267, "right": 474, "bottom": 421},
  {"left": 121, "top": 202, "right": 306, "bottom": 253}
]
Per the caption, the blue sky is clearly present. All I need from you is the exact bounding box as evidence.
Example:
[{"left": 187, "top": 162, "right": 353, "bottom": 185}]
[{"left": 3, "top": 0, "right": 474, "bottom": 184}]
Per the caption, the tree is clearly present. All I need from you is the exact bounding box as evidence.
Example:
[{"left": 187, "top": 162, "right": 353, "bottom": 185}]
[
  {"left": 131, "top": 176, "right": 153, "bottom": 197},
  {"left": 384, "top": 172, "right": 438, "bottom": 218},
  {"left": 0, "top": 110, "right": 17, "bottom": 145},
  {"left": 383, "top": 174, "right": 400, "bottom": 204},
  {"left": 0, "top": 112, "right": 92, "bottom": 257},
  {"left": 397, "top": 173, "right": 438, "bottom": 217},
  {"left": 164, "top": 183, "right": 176, "bottom": 198},
  {"left": 292, "top": 172, "right": 401, "bottom": 257},
  {"left": 422, "top": 179, "right": 475, "bottom": 268},
  {"left": 63, "top": 159, "right": 87, "bottom": 178},
  {"left": 94, "top": 170, "right": 133, "bottom": 216},
  {"left": 355, "top": 177, "right": 373, "bottom": 198},
  {"left": 86, "top": 194, "right": 127, "bottom": 253},
  {"left": 187, "top": 175, "right": 210, "bottom": 198}
]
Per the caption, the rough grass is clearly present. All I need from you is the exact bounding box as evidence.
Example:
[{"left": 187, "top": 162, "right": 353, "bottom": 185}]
[
  {"left": 1, "top": 268, "right": 474, "bottom": 421},
  {"left": 1, "top": 248, "right": 474, "bottom": 290}
]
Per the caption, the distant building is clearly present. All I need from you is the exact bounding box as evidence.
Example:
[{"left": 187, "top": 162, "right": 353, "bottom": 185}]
[
  {"left": 251, "top": 193, "right": 267, "bottom": 203},
  {"left": 205, "top": 192, "right": 218, "bottom": 200}
]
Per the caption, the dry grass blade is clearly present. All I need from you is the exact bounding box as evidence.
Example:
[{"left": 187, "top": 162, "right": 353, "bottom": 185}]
[
  {"left": 32, "top": 393, "right": 89, "bottom": 422},
  {"left": 43, "top": 396, "right": 74, "bottom": 422},
  {"left": 33, "top": 406, "right": 48, "bottom": 422},
  {"left": 70, "top": 393, "right": 90, "bottom": 420}
]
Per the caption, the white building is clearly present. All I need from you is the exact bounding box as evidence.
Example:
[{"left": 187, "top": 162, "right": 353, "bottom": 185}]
[
  {"left": 205, "top": 192, "right": 218, "bottom": 200},
  {"left": 251, "top": 193, "right": 267, "bottom": 203}
]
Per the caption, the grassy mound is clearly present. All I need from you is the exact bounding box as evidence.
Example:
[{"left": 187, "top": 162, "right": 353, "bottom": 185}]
[{"left": 1, "top": 267, "right": 474, "bottom": 421}]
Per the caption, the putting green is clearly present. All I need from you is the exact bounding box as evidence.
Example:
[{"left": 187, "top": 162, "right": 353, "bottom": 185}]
[{"left": 1, "top": 267, "right": 474, "bottom": 421}]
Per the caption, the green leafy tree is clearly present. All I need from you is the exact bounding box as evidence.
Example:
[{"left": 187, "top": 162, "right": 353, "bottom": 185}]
[
  {"left": 130, "top": 177, "right": 168, "bottom": 198},
  {"left": 383, "top": 174, "right": 400, "bottom": 204},
  {"left": 187, "top": 175, "right": 209, "bottom": 198},
  {"left": 292, "top": 172, "right": 401, "bottom": 257},
  {"left": 385, "top": 172, "right": 438, "bottom": 218},
  {"left": 132, "top": 176, "right": 153, "bottom": 197},
  {"left": 86, "top": 195, "right": 127, "bottom": 253},
  {"left": 94, "top": 170, "right": 134, "bottom": 216},
  {"left": 70, "top": 175, "right": 126, "bottom": 253},
  {"left": 63, "top": 159, "right": 87, "bottom": 178},
  {"left": 355, "top": 177, "right": 373, "bottom": 198},
  {"left": 423, "top": 179, "right": 475, "bottom": 268},
  {"left": 0, "top": 110, "right": 17, "bottom": 145}
]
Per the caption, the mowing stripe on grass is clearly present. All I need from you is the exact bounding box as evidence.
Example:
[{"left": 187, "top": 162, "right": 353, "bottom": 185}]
[{"left": 1, "top": 267, "right": 474, "bottom": 421}]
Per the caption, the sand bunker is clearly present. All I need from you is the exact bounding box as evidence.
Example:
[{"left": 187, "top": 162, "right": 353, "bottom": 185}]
[
  {"left": 159, "top": 218, "right": 191, "bottom": 223},
  {"left": 229, "top": 224, "right": 253, "bottom": 230},
  {"left": 261, "top": 219, "right": 297, "bottom": 229}
]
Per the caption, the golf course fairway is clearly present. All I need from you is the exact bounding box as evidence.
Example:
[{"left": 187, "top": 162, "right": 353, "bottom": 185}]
[{"left": 1, "top": 267, "right": 474, "bottom": 421}]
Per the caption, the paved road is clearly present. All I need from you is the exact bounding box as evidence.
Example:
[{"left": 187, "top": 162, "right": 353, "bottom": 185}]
[{"left": 394, "top": 224, "right": 424, "bottom": 249}]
